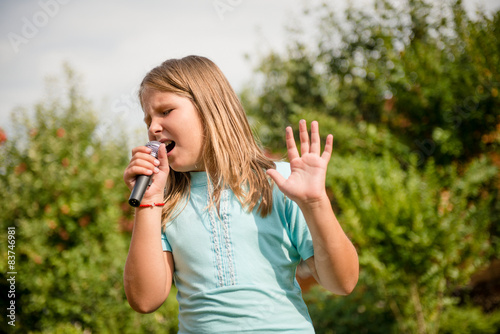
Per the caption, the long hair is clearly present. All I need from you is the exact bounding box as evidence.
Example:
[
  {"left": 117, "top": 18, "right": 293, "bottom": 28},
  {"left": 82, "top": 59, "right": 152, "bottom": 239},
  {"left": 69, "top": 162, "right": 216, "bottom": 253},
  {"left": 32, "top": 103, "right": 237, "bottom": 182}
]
[{"left": 138, "top": 55, "right": 275, "bottom": 228}]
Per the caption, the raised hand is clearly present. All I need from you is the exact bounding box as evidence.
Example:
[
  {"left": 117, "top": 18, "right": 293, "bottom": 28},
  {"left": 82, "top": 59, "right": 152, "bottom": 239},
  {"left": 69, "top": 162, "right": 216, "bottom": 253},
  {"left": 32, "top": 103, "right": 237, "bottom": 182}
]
[{"left": 266, "top": 120, "right": 333, "bottom": 206}]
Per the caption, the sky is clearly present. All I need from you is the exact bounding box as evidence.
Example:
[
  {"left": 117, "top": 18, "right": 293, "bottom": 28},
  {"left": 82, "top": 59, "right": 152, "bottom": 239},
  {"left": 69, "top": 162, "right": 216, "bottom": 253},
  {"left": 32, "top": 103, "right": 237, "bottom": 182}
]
[{"left": 1, "top": 0, "right": 499, "bottom": 141}]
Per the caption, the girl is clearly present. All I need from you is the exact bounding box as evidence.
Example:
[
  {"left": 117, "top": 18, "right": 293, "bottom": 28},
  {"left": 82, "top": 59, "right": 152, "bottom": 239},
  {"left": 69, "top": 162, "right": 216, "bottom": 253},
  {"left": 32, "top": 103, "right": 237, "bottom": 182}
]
[{"left": 123, "top": 55, "right": 358, "bottom": 333}]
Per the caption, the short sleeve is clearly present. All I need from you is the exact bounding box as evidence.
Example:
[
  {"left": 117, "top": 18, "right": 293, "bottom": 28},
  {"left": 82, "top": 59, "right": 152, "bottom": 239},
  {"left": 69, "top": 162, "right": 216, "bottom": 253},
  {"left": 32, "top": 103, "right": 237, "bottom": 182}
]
[
  {"left": 161, "top": 231, "right": 172, "bottom": 252},
  {"left": 275, "top": 162, "right": 315, "bottom": 260},
  {"left": 285, "top": 196, "right": 314, "bottom": 260}
]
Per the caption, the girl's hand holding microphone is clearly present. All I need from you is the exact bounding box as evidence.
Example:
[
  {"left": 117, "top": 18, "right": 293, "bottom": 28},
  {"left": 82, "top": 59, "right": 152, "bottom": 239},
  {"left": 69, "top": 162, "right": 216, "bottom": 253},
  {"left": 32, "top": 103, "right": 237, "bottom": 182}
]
[{"left": 123, "top": 142, "right": 169, "bottom": 206}]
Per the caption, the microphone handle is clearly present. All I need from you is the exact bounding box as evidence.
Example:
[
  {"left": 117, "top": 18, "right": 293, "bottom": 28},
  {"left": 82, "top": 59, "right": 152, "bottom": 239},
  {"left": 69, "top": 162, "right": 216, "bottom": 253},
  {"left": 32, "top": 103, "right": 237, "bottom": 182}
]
[
  {"left": 128, "top": 174, "right": 153, "bottom": 207},
  {"left": 128, "top": 141, "right": 161, "bottom": 207}
]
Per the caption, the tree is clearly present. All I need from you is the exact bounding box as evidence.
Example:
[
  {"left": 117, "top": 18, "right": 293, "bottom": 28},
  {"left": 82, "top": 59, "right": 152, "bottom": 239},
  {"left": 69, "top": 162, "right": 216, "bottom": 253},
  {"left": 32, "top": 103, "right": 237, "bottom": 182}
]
[
  {"left": 329, "top": 152, "right": 496, "bottom": 333},
  {"left": 0, "top": 65, "right": 178, "bottom": 333},
  {"left": 245, "top": 0, "right": 500, "bottom": 166},
  {"left": 242, "top": 0, "right": 500, "bottom": 332}
]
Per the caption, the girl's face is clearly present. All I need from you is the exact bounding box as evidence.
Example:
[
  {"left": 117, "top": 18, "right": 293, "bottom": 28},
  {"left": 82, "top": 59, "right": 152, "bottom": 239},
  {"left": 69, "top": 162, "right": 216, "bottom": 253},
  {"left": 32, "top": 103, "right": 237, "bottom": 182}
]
[{"left": 142, "top": 88, "right": 205, "bottom": 172}]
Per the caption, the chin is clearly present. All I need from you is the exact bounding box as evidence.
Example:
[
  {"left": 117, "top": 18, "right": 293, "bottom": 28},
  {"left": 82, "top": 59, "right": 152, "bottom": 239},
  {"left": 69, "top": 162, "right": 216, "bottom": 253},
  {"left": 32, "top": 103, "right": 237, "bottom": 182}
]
[
  {"left": 170, "top": 164, "right": 195, "bottom": 173},
  {"left": 169, "top": 157, "right": 204, "bottom": 172}
]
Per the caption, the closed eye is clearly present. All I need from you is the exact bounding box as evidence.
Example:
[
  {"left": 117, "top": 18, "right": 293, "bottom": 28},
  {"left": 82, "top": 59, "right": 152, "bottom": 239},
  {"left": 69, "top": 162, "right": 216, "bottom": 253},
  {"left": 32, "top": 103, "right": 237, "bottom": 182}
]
[
  {"left": 143, "top": 109, "right": 173, "bottom": 129},
  {"left": 143, "top": 115, "right": 151, "bottom": 129}
]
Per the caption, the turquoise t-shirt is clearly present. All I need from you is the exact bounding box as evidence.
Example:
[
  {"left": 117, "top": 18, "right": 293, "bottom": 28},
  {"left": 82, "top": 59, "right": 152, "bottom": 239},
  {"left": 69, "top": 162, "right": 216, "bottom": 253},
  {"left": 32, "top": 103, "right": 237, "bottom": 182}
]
[{"left": 161, "top": 162, "right": 315, "bottom": 333}]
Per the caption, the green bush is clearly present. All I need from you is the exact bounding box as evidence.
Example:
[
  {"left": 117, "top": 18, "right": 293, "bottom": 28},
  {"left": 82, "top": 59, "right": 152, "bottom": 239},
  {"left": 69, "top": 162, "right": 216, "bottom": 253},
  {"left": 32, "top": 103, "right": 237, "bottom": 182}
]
[
  {"left": 243, "top": 0, "right": 499, "bottom": 332},
  {"left": 438, "top": 305, "right": 500, "bottom": 334},
  {"left": 244, "top": 0, "right": 500, "bottom": 166},
  {"left": 0, "top": 66, "right": 179, "bottom": 333},
  {"left": 328, "top": 151, "right": 496, "bottom": 333},
  {"left": 304, "top": 285, "right": 396, "bottom": 334}
]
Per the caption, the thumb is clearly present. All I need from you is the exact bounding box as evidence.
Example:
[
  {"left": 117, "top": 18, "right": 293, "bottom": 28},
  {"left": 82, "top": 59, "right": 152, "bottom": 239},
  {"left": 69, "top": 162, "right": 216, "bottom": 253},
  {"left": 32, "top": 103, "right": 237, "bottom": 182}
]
[
  {"left": 157, "top": 143, "right": 170, "bottom": 173},
  {"left": 266, "top": 169, "right": 286, "bottom": 189},
  {"left": 141, "top": 143, "right": 169, "bottom": 199}
]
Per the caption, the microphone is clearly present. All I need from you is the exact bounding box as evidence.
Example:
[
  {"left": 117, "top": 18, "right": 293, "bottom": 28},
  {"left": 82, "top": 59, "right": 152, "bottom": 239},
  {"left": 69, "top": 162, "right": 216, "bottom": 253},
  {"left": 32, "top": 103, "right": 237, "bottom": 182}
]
[{"left": 128, "top": 141, "right": 162, "bottom": 207}]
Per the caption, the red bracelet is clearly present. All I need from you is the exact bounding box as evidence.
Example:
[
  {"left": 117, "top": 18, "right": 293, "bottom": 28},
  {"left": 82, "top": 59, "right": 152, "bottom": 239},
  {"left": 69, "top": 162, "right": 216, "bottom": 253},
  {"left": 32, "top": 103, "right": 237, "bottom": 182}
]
[{"left": 138, "top": 203, "right": 165, "bottom": 208}]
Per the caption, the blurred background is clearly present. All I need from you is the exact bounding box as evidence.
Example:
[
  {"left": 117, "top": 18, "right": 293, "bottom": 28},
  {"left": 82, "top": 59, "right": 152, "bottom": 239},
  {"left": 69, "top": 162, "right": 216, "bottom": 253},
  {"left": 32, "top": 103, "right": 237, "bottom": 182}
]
[{"left": 1, "top": 0, "right": 499, "bottom": 333}]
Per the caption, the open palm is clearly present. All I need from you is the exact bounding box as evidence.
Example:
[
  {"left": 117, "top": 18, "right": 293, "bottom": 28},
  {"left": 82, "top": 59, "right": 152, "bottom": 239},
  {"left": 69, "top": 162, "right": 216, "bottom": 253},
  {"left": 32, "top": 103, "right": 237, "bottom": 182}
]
[{"left": 267, "top": 120, "right": 333, "bottom": 205}]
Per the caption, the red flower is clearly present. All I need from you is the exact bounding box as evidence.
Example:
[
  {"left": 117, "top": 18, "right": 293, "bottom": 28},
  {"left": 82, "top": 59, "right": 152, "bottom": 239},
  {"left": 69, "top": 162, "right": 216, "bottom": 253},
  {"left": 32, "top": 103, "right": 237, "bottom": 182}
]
[{"left": 0, "top": 128, "right": 6, "bottom": 145}]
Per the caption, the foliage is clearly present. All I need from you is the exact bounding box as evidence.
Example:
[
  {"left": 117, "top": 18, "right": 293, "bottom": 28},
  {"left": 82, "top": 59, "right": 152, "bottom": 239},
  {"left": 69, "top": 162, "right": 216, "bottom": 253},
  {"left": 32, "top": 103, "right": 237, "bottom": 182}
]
[
  {"left": 328, "top": 151, "right": 496, "bottom": 333},
  {"left": 242, "top": 0, "right": 500, "bottom": 333},
  {"left": 245, "top": 0, "right": 500, "bottom": 165},
  {"left": 438, "top": 305, "right": 500, "bottom": 334},
  {"left": 0, "top": 65, "right": 178, "bottom": 333},
  {"left": 304, "top": 284, "right": 396, "bottom": 334},
  {"left": 0, "top": 0, "right": 498, "bottom": 332}
]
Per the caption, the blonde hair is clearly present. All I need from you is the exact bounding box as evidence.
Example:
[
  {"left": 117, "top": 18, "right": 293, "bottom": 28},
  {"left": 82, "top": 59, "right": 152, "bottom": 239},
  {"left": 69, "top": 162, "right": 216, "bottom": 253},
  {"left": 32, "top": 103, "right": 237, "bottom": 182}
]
[{"left": 139, "top": 55, "right": 275, "bottom": 228}]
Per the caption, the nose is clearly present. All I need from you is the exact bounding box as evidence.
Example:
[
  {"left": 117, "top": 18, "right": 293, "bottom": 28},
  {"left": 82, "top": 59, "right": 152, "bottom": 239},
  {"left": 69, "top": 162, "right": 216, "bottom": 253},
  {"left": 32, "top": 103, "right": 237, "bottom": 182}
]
[{"left": 148, "top": 117, "right": 162, "bottom": 137}]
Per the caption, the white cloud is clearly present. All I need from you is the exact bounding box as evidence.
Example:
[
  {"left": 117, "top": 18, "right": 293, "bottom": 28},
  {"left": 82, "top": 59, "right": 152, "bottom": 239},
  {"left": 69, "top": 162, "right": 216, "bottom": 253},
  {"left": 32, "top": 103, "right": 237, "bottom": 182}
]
[
  {"left": 1, "top": 0, "right": 498, "bottom": 137},
  {"left": 0, "top": 0, "right": 307, "bottom": 134}
]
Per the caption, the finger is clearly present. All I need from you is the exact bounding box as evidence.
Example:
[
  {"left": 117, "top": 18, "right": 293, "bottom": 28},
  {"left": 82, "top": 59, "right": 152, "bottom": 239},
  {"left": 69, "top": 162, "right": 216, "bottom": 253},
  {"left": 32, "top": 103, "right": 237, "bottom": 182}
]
[
  {"left": 124, "top": 165, "right": 154, "bottom": 191},
  {"left": 266, "top": 169, "right": 287, "bottom": 189},
  {"left": 310, "top": 121, "right": 320, "bottom": 155},
  {"left": 156, "top": 143, "right": 170, "bottom": 173},
  {"left": 129, "top": 165, "right": 155, "bottom": 177},
  {"left": 321, "top": 134, "right": 334, "bottom": 161},
  {"left": 126, "top": 151, "right": 160, "bottom": 177},
  {"left": 131, "top": 151, "right": 159, "bottom": 165},
  {"left": 131, "top": 145, "right": 152, "bottom": 156},
  {"left": 130, "top": 144, "right": 159, "bottom": 170},
  {"left": 285, "top": 126, "right": 300, "bottom": 161},
  {"left": 299, "top": 119, "right": 309, "bottom": 155}
]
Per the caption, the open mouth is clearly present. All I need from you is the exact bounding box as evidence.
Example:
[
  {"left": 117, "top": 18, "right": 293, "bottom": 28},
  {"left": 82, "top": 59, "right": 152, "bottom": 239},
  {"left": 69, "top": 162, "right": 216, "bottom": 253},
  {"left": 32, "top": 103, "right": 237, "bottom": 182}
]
[{"left": 165, "top": 141, "right": 176, "bottom": 153}]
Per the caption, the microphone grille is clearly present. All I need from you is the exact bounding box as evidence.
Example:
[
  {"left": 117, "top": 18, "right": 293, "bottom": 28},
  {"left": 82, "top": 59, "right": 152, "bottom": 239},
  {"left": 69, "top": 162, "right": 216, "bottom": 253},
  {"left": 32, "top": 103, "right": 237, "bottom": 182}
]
[{"left": 146, "top": 141, "right": 161, "bottom": 158}]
